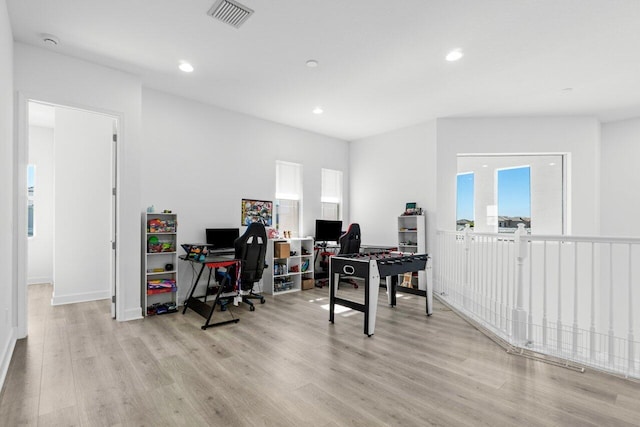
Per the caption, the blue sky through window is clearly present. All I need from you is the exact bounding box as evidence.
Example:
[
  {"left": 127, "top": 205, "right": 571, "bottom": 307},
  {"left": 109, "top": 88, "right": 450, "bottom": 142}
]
[
  {"left": 498, "top": 166, "right": 531, "bottom": 217},
  {"left": 456, "top": 172, "right": 474, "bottom": 221},
  {"left": 27, "top": 165, "right": 35, "bottom": 188}
]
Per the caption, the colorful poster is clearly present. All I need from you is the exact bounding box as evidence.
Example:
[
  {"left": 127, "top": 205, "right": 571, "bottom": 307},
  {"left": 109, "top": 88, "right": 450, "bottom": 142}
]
[{"left": 241, "top": 199, "right": 273, "bottom": 226}]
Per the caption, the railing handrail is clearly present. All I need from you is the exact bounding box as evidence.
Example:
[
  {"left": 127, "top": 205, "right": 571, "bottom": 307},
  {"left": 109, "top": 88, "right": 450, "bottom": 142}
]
[{"left": 438, "top": 229, "right": 640, "bottom": 245}]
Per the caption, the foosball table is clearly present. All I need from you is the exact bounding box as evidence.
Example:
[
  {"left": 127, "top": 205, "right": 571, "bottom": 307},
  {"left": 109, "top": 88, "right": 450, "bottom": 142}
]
[{"left": 329, "top": 251, "right": 431, "bottom": 336}]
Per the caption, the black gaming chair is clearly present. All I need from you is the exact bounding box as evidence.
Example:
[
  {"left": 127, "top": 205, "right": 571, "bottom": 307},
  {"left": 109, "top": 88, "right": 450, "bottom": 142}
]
[
  {"left": 338, "top": 223, "right": 361, "bottom": 288},
  {"left": 233, "top": 222, "right": 267, "bottom": 311}
]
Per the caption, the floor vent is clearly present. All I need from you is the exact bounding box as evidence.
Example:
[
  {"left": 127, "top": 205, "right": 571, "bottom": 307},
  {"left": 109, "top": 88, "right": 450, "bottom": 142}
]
[{"left": 207, "top": 0, "right": 254, "bottom": 29}]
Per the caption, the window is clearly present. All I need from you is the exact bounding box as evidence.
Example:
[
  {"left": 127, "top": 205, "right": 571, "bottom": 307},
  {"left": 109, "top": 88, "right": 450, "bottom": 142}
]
[
  {"left": 497, "top": 166, "right": 531, "bottom": 232},
  {"left": 457, "top": 154, "right": 564, "bottom": 234},
  {"left": 456, "top": 172, "right": 474, "bottom": 230},
  {"left": 321, "top": 168, "right": 342, "bottom": 220},
  {"left": 27, "top": 165, "right": 35, "bottom": 237},
  {"left": 275, "top": 161, "right": 302, "bottom": 237}
]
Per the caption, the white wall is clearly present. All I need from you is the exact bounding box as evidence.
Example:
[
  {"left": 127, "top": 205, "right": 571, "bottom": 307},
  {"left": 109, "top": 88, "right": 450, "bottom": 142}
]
[
  {"left": 437, "top": 118, "right": 601, "bottom": 236},
  {"left": 141, "top": 88, "right": 350, "bottom": 303},
  {"left": 350, "top": 121, "right": 437, "bottom": 251},
  {"left": 27, "top": 126, "right": 54, "bottom": 284},
  {"left": 0, "top": 0, "right": 15, "bottom": 390},
  {"left": 14, "top": 43, "right": 143, "bottom": 320},
  {"left": 601, "top": 117, "right": 640, "bottom": 237}
]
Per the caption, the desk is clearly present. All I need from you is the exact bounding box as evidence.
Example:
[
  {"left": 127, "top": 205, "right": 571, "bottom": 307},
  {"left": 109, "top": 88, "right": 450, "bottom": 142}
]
[
  {"left": 328, "top": 252, "right": 430, "bottom": 336},
  {"left": 181, "top": 255, "right": 241, "bottom": 330}
]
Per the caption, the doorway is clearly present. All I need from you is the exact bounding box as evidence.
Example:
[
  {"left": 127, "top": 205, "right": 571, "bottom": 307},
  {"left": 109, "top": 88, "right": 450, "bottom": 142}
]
[{"left": 26, "top": 101, "right": 117, "bottom": 321}]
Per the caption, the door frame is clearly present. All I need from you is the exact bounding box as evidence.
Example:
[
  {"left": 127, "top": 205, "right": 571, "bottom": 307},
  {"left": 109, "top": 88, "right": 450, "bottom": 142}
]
[{"left": 15, "top": 92, "right": 123, "bottom": 338}]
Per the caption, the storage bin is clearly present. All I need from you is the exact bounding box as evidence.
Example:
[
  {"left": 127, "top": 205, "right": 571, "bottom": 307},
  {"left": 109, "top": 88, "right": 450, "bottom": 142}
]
[{"left": 274, "top": 242, "right": 290, "bottom": 258}]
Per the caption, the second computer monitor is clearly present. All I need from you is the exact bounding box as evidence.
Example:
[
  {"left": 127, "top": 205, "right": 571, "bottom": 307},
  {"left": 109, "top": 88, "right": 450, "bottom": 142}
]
[
  {"left": 315, "top": 220, "right": 343, "bottom": 243},
  {"left": 206, "top": 228, "right": 240, "bottom": 250}
]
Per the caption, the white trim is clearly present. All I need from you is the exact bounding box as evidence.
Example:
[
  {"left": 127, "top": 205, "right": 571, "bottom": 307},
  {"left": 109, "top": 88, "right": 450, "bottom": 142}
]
[
  {"left": 51, "top": 290, "right": 111, "bottom": 306},
  {"left": 27, "top": 276, "right": 52, "bottom": 285},
  {"left": 0, "top": 328, "right": 17, "bottom": 390},
  {"left": 123, "top": 307, "right": 143, "bottom": 321}
]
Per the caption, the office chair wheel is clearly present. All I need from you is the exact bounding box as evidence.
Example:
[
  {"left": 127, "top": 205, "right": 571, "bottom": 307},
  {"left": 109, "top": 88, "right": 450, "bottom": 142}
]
[
  {"left": 249, "top": 305, "right": 255, "bottom": 312},
  {"left": 260, "top": 298, "right": 265, "bottom": 304}
]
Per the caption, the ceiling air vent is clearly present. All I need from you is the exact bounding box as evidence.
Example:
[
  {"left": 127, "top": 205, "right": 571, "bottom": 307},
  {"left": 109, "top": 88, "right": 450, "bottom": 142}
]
[{"left": 208, "top": 0, "right": 254, "bottom": 29}]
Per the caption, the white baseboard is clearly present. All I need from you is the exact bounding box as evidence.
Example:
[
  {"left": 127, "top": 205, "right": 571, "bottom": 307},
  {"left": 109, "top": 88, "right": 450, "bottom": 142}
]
[
  {"left": 27, "top": 276, "right": 52, "bottom": 285},
  {"left": 0, "top": 327, "right": 17, "bottom": 392},
  {"left": 122, "top": 307, "right": 143, "bottom": 321},
  {"left": 51, "top": 290, "right": 111, "bottom": 306}
]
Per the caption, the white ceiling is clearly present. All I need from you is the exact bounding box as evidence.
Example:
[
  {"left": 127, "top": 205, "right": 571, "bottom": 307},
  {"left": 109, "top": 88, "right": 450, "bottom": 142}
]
[{"left": 8, "top": 0, "right": 640, "bottom": 140}]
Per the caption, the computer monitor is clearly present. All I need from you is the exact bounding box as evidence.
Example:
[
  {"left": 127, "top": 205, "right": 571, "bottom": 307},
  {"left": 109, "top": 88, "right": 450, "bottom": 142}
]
[
  {"left": 206, "top": 228, "right": 240, "bottom": 250},
  {"left": 315, "top": 220, "right": 343, "bottom": 243}
]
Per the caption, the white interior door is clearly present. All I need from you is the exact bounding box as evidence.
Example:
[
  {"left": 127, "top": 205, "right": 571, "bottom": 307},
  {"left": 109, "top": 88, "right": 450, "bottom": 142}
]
[{"left": 53, "top": 107, "right": 114, "bottom": 305}]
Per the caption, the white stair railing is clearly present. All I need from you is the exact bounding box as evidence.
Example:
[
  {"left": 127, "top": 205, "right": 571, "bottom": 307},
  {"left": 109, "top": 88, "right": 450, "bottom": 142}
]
[{"left": 434, "top": 227, "right": 640, "bottom": 379}]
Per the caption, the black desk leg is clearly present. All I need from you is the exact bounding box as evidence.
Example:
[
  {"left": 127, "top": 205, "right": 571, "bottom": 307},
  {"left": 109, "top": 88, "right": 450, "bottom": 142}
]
[
  {"left": 202, "top": 275, "right": 239, "bottom": 330},
  {"left": 183, "top": 263, "right": 206, "bottom": 314}
]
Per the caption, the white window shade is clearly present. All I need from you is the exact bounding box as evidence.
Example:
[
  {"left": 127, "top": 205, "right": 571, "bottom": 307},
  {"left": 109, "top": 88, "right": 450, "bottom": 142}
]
[
  {"left": 276, "top": 161, "right": 302, "bottom": 200},
  {"left": 321, "top": 168, "right": 342, "bottom": 203}
]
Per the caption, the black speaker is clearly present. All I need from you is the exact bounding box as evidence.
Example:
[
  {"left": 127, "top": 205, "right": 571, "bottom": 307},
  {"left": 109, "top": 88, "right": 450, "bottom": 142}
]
[{"left": 165, "top": 263, "right": 174, "bottom": 271}]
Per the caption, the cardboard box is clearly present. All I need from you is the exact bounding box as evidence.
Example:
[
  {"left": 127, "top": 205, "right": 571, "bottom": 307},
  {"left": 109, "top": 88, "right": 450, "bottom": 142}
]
[
  {"left": 274, "top": 242, "right": 290, "bottom": 259},
  {"left": 302, "top": 278, "right": 315, "bottom": 290}
]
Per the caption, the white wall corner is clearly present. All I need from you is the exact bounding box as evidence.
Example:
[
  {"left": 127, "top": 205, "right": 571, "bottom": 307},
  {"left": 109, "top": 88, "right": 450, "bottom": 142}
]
[{"left": 0, "top": 327, "right": 17, "bottom": 392}]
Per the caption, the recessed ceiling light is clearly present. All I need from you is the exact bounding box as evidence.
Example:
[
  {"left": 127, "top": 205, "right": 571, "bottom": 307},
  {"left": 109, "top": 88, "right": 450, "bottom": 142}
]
[
  {"left": 482, "top": 164, "right": 488, "bottom": 168},
  {"left": 313, "top": 107, "right": 323, "bottom": 114},
  {"left": 178, "top": 62, "right": 194, "bottom": 73},
  {"left": 446, "top": 49, "right": 463, "bottom": 62},
  {"left": 306, "top": 59, "right": 319, "bottom": 68},
  {"left": 549, "top": 162, "right": 556, "bottom": 166}
]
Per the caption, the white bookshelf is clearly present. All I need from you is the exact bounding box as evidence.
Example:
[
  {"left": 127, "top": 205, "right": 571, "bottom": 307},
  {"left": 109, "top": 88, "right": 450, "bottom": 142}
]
[
  {"left": 142, "top": 212, "right": 178, "bottom": 315},
  {"left": 263, "top": 237, "right": 315, "bottom": 295},
  {"left": 397, "top": 215, "right": 427, "bottom": 290}
]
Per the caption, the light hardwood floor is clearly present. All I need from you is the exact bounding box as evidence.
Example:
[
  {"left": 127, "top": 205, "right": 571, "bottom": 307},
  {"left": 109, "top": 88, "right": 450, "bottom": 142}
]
[{"left": 1, "top": 283, "right": 640, "bottom": 426}]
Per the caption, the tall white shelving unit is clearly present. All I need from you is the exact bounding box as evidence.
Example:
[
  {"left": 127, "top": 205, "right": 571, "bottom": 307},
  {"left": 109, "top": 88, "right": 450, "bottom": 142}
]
[
  {"left": 142, "top": 212, "right": 178, "bottom": 316},
  {"left": 263, "top": 237, "right": 315, "bottom": 295},
  {"left": 397, "top": 214, "right": 427, "bottom": 290}
]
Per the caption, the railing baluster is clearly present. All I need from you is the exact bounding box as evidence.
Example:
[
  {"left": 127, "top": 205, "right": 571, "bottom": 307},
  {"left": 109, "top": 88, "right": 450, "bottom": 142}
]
[
  {"left": 473, "top": 234, "right": 478, "bottom": 313},
  {"left": 573, "top": 241, "right": 579, "bottom": 356},
  {"left": 628, "top": 244, "right": 634, "bottom": 374},
  {"left": 463, "top": 227, "right": 470, "bottom": 310},
  {"left": 491, "top": 237, "right": 500, "bottom": 324},
  {"left": 609, "top": 243, "right": 615, "bottom": 366},
  {"left": 557, "top": 241, "right": 563, "bottom": 353},
  {"left": 499, "top": 240, "right": 506, "bottom": 330},
  {"left": 484, "top": 236, "right": 489, "bottom": 321},
  {"left": 528, "top": 240, "right": 533, "bottom": 344},
  {"left": 543, "top": 240, "right": 548, "bottom": 348},
  {"left": 590, "top": 242, "right": 596, "bottom": 360}
]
